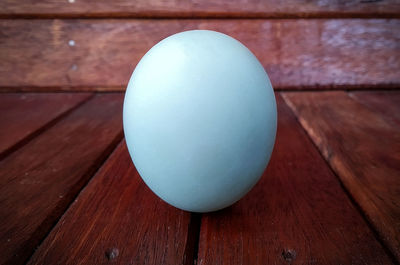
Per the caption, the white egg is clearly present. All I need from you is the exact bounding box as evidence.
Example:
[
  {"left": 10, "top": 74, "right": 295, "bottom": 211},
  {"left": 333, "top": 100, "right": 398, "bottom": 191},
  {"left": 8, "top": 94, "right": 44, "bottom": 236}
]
[{"left": 123, "top": 30, "right": 277, "bottom": 212}]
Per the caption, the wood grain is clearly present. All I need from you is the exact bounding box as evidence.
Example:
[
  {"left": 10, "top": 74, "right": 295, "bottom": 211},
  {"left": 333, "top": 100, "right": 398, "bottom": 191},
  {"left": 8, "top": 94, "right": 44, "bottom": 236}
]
[
  {"left": 0, "top": 0, "right": 399, "bottom": 18},
  {"left": 197, "top": 94, "right": 393, "bottom": 265},
  {"left": 1, "top": 19, "right": 399, "bottom": 91},
  {"left": 0, "top": 94, "right": 124, "bottom": 265},
  {"left": 28, "top": 142, "right": 196, "bottom": 265},
  {"left": 349, "top": 91, "right": 400, "bottom": 126},
  {"left": 0, "top": 93, "right": 91, "bottom": 158},
  {"left": 282, "top": 91, "right": 400, "bottom": 262}
]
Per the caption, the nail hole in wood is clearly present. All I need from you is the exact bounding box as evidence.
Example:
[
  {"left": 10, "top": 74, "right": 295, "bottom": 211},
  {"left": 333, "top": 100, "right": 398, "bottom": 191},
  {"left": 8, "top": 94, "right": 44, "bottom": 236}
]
[
  {"left": 105, "top": 248, "right": 119, "bottom": 260},
  {"left": 282, "top": 249, "right": 296, "bottom": 263}
]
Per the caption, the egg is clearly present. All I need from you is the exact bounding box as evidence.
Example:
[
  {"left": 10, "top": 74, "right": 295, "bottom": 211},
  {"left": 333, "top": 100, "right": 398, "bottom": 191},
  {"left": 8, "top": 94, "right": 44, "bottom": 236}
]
[{"left": 123, "top": 30, "right": 277, "bottom": 212}]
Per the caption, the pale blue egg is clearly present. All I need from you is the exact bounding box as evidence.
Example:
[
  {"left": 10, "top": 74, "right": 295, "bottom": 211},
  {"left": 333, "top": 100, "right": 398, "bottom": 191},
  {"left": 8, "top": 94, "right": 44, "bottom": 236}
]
[{"left": 123, "top": 30, "right": 277, "bottom": 212}]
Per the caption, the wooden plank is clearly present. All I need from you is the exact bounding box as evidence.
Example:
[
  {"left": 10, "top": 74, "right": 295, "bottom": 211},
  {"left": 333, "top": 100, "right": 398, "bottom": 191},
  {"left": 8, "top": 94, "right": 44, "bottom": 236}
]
[
  {"left": 0, "top": 0, "right": 399, "bottom": 18},
  {"left": 282, "top": 91, "right": 400, "bottom": 262},
  {"left": 0, "top": 19, "right": 399, "bottom": 91},
  {"left": 349, "top": 91, "right": 400, "bottom": 126},
  {"left": 0, "top": 93, "right": 92, "bottom": 158},
  {"left": 197, "top": 94, "right": 393, "bottom": 265},
  {"left": 27, "top": 142, "right": 196, "bottom": 265},
  {"left": 0, "top": 94, "right": 124, "bottom": 265}
]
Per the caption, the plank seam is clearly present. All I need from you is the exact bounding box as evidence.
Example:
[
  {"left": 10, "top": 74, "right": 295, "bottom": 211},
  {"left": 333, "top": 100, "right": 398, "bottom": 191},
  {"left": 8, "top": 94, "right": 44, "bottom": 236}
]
[
  {"left": 23, "top": 134, "right": 125, "bottom": 265},
  {"left": 184, "top": 213, "right": 202, "bottom": 265},
  {"left": 280, "top": 92, "right": 400, "bottom": 265},
  {"left": 1, "top": 14, "right": 400, "bottom": 19},
  {"left": 0, "top": 93, "right": 94, "bottom": 161},
  {"left": 1, "top": 85, "right": 400, "bottom": 93}
]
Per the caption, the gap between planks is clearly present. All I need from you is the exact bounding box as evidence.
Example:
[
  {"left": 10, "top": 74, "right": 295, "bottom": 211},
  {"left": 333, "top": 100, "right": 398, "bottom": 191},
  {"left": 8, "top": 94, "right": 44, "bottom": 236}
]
[
  {"left": 1, "top": 0, "right": 400, "bottom": 19},
  {"left": 2, "top": 85, "right": 400, "bottom": 93},
  {"left": 1, "top": 14, "right": 400, "bottom": 19},
  {"left": 184, "top": 213, "right": 202, "bottom": 265}
]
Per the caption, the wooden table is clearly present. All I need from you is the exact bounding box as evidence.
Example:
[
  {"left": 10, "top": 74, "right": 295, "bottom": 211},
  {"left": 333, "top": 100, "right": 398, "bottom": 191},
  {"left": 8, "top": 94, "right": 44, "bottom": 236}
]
[{"left": 1, "top": 2, "right": 399, "bottom": 265}]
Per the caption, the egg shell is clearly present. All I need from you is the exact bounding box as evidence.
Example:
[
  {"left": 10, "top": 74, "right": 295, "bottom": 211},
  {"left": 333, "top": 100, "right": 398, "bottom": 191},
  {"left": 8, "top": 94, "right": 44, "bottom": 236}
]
[{"left": 123, "top": 30, "right": 277, "bottom": 212}]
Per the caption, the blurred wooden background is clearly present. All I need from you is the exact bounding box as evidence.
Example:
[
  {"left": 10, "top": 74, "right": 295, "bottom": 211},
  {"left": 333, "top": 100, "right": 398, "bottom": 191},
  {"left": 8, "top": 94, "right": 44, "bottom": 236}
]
[
  {"left": 1, "top": 1, "right": 400, "bottom": 91},
  {"left": 0, "top": 1, "right": 399, "bottom": 265}
]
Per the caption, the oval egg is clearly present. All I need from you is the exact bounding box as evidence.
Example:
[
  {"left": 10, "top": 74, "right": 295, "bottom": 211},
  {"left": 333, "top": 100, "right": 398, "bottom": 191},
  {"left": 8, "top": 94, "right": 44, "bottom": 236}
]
[{"left": 123, "top": 30, "right": 277, "bottom": 212}]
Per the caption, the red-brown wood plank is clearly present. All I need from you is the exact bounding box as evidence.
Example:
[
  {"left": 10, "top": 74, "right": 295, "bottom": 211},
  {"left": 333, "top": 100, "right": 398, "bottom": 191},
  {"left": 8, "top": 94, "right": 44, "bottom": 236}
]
[
  {"left": 28, "top": 141, "right": 196, "bottom": 265},
  {"left": 282, "top": 91, "right": 400, "bottom": 262},
  {"left": 349, "top": 91, "right": 400, "bottom": 126},
  {"left": 0, "top": 19, "right": 399, "bottom": 91},
  {"left": 197, "top": 94, "right": 393, "bottom": 265},
  {"left": 0, "top": 0, "right": 399, "bottom": 18},
  {"left": 0, "top": 93, "right": 124, "bottom": 265},
  {"left": 0, "top": 93, "right": 91, "bottom": 158}
]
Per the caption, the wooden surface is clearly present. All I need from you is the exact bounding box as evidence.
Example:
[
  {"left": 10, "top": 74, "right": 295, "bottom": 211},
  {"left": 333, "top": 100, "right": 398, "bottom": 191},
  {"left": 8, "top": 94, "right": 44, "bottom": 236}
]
[
  {"left": 0, "top": 94, "right": 123, "bottom": 265},
  {"left": 28, "top": 142, "right": 197, "bottom": 265},
  {"left": 350, "top": 91, "right": 400, "bottom": 126},
  {"left": 0, "top": 93, "right": 91, "bottom": 158},
  {"left": 0, "top": 92, "right": 398, "bottom": 264},
  {"left": 1, "top": 19, "right": 399, "bottom": 91},
  {"left": 1, "top": 0, "right": 400, "bottom": 263},
  {"left": 197, "top": 95, "right": 393, "bottom": 265},
  {"left": 1, "top": 0, "right": 399, "bottom": 18},
  {"left": 283, "top": 91, "right": 400, "bottom": 261}
]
